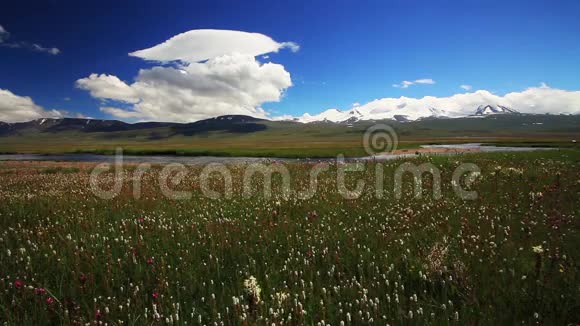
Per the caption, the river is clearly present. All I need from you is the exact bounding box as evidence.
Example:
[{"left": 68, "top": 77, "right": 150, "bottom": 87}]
[{"left": 0, "top": 143, "right": 555, "bottom": 164}]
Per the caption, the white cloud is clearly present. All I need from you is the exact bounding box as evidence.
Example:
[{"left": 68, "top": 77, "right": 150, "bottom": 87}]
[
  {"left": 393, "top": 78, "right": 435, "bottom": 88},
  {"left": 414, "top": 79, "right": 435, "bottom": 84},
  {"left": 76, "top": 74, "right": 139, "bottom": 103},
  {"left": 297, "top": 84, "right": 580, "bottom": 122},
  {"left": 74, "top": 113, "right": 89, "bottom": 119},
  {"left": 129, "top": 29, "right": 299, "bottom": 63},
  {"left": 0, "top": 89, "right": 65, "bottom": 122},
  {"left": 0, "top": 25, "right": 60, "bottom": 55},
  {"left": 100, "top": 107, "right": 143, "bottom": 119},
  {"left": 0, "top": 25, "right": 9, "bottom": 42},
  {"left": 460, "top": 84, "right": 472, "bottom": 91},
  {"left": 280, "top": 41, "right": 300, "bottom": 53},
  {"left": 501, "top": 84, "right": 580, "bottom": 114},
  {"left": 78, "top": 29, "right": 297, "bottom": 122},
  {"left": 78, "top": 56, "right": 291, "bottom": 122},
  {"left": 31, "top": 43, "right": 60, "bottom": 55}
]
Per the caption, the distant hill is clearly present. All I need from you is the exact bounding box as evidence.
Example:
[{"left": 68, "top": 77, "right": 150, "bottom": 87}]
[
  {"left": 0, "top": 115, "right": 270, "bottom": 137},
  {"left": 0, "top": 113, "right": 578, "bottom": 157},
  {"left": 0, "top": 117, "right": 178, "bottom": 136},
  {"left": 174, "top": 115, "right": 268, "bottom": 136},
  {"left": 1, "top": 113, "right": 579, "bottom": 138}
]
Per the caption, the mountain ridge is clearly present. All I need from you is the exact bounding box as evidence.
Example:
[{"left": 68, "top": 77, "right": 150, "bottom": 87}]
[
  {"left": 0, "top": 115, "right": 269, "bottom": 136},
  {"left": 293, "top": 104, "right": 521, "bottom": 124},
  {"left": 0, "top": 107, "right": 573, "bottom": 137}
]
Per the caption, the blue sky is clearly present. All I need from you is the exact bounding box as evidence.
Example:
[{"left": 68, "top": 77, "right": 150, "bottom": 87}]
[{"left": 0, "top": 0, "right": 579, "bottom": 122}]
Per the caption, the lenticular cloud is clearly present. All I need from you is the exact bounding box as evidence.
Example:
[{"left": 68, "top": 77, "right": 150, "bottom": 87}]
[{"left": 129, "top": 29, "right": 299, "bottom": 63}]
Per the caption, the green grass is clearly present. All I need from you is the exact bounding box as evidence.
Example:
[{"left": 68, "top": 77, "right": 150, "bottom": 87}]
[
  {"left": 0, "top": 150, "right": 578, "bottom": 324},
  {"left": 40, "top": 167, "right": 81, "bottom": 174},
  {"left": 485, "top": 141, "right": 580, "bottom": 148},
  {"left": 0, "top": 114, "right": 578, "bottom": 157}
]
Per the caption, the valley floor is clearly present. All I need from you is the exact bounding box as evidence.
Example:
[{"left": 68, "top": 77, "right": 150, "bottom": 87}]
[
  {"left": 0, "top": 135, "right": 577, "bottom": 158},
  {"left": 0, "top": 150, "right": 579, "bottom": 324}
]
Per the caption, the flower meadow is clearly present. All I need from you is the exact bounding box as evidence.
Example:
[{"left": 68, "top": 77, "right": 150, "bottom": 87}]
[{"left": 0, "top": 151, "right": 579, "bottom": 325}]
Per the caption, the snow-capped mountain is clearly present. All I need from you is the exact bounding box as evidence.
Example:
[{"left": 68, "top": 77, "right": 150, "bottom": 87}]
[
  {"left": 474, "top": 105, "right": 519, "bottom": 116},
  {"left": 296, "top": 104, "right": 453, "bottom": 123},
  {"left": 295, "top": 103, "right": 519, "bottom": 123},
  {"left": 297, "top": 108, "right": 364, "bottom": 123}
]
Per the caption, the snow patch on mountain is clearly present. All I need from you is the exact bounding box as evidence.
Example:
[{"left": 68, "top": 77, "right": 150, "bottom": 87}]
[
  {"left": 296, "top": 101, "right": 464, "bottom": 123},
  {"left": 474, "top": 105, "right": 519, "bottom": 115}
]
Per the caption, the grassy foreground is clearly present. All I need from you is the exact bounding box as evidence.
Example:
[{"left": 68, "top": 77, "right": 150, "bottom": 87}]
[{"left": 0, "top": 150, "right": 579, "bottom": 324}]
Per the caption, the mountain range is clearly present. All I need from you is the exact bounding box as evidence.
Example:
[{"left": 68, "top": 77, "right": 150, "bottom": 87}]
[
  {"left": 295, "top": 104, "right": 521, "bottom": 124},
  {"left": 0, "top": 108, "right": 577, "bottom": 158},
  {"left": 0, "top": 115, "right": 270, "bottom": 136},
  {"left": 0, "top": 104, "right": 572, "bottom": 138}
]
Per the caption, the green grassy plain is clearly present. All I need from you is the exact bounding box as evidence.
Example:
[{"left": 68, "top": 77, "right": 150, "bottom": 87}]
[
  {"left": 0, "top": 150, "right": 578, "bottom": 324},
  {"left": 1, "top": 115, "right": 578, "bottom": 157}
]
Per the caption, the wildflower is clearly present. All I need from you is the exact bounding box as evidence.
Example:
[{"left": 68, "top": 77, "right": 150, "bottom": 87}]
[
  {"left": 35, "top": 287, "right": 46, "bottom": 296},
  {"left": 152, "top": 292, "right": 160, "bottom": 301},
  {"left": 275, "top": 291, "right": 289, "bottom": 305},
  {"left": 14, "top": 279, "right": 24, "bottom": 289},
  {"left": 425, "top": 242, "right": 448, "bottom": 274},
  {"left": 46, "top": 297, "right": 55, "bottom": 305},
  {"left": 532, "top": 245, "right": 544, "bottom": 254},
  {"left": 529, "top": 192, "right": 543, "bottom": 201},
  {"left": 243, "top": 276, "right": 261, "bottom": 301},
  {"left": 505, "top": 167, "right": 524, "bottom": 175},
  {"left": 95, "top": 309, "right": 103, "bottom": 320},
  {"left": 243, "top": 276, "right": 262, "bottom": 311}
]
